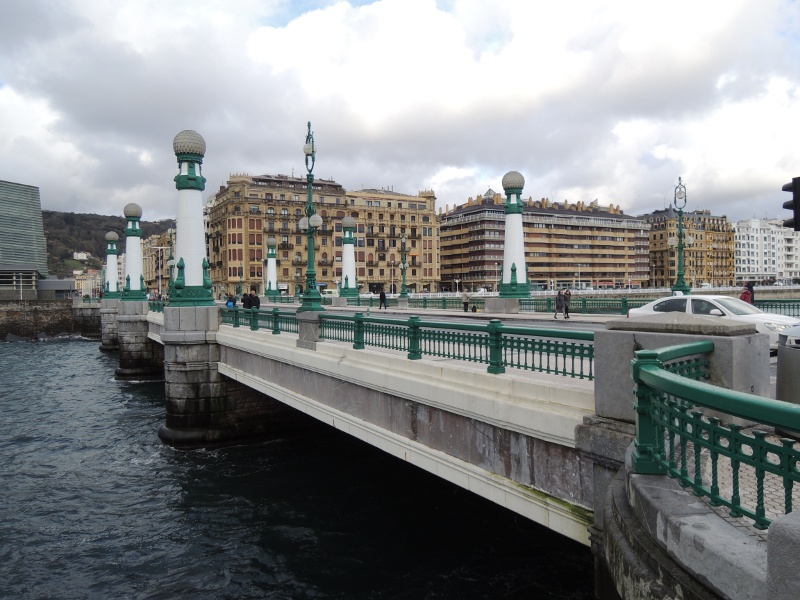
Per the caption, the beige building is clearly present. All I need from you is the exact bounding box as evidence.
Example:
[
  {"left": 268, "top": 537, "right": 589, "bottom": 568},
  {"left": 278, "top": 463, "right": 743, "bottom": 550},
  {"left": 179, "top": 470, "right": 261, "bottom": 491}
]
[
  {"left": 205, "top": 174, "right": 439, "bottom": 297},
  {"left": 141, "top": 229, "right": 174, "bottom": 298},
  {"left": 438, "top": 192, "right": 650, "bottom": 291},
  {"left": 642, "top": 208, "right": 735, "bottom": 288}
]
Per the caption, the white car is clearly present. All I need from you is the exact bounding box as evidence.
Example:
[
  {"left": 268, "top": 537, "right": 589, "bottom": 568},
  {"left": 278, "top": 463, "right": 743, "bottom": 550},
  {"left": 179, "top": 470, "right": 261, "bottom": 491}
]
[{"left": 627, "top": 294, "right": 800, "bottom": 350}]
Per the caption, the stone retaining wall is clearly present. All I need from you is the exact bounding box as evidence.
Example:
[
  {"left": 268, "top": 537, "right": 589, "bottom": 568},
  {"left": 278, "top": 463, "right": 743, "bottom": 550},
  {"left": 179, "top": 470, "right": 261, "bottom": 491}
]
[{"left": 0, "top": 300, "right": 99, "bottom": 340}]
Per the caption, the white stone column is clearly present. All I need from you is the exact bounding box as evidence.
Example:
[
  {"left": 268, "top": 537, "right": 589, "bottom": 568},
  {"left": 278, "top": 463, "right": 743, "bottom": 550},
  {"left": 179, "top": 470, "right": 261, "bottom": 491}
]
[
  {"left": 341, "top": 216, "right": 358, "bottom": 297},
  {"left": 121, "top": 203, "right": 146, "bottom": 299},
  {"left": 169, "top": 130, "right": 214, "bottom": 306}
]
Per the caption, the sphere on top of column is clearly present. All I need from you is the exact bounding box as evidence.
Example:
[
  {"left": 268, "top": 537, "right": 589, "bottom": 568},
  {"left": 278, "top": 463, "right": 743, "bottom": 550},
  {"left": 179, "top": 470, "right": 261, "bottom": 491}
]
[
  {"left": 105, "top": 231, "right": 119, "bottom": 242},
  {"left": 342, "top": 216, "right": 356, "bottom": 229},
  {"left": 123, "top": 203, "right": 142, "bottom": 218},
  {"left": 502, "top": 171, "right": 525, "bottom": 194},
  {"left": 173, "top": 130, "right": 206, "bottom": 158},
  {"left": 267, "top": 236, "right": 277, "bottom": 247}
]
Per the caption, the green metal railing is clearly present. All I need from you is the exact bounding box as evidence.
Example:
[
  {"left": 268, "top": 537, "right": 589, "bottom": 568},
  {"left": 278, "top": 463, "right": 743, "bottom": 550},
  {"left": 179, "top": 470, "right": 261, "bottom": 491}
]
[
  {"left": 148, "top": 301, "right": 165, "bottom": 313},
  {"left": 520, "top": 297, "right": 654, "bottom": 315},
  {"left": 754, "top": 299, "right": 800, "bottom": 317},
  {"left": 221, "top": 307, "right": 298, "bottom": 334},
  {"left": 631, "top": 341, "right": 800, "bottom": 529},
  {"left": 319, "top": 313, "right": 594, "bottom": 379}
]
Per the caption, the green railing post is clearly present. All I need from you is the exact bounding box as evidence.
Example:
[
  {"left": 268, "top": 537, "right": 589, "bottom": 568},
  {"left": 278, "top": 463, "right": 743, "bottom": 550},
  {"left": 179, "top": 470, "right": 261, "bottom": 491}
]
[
  {"left": 631, "top": 349, "right": 667, "bottom": 475},
  {"left": 442, "top": 298, "right": 447, "bottom": 309},
  {"left": 407, "top": 316, "right": 422, "bottom": 360},
  {"left": 233, "top": 307, "right": 240, "bottom": 328},
  {"left": 353, "top": 312, "right": 365, "bottom": 349},
  {"left": 271, "top": 308, "right": 281, "bottom": 334},
  {"left": 487, "top": 319, "right": 506, "bottom": 374},
  {"left": 581, "top": 298, "right": 587, "bottom": 314},
  {"left": 423, "top": 297, "right": 428, "bottom": 309},
  {"left": 251, "top": 308, "right": 259, "bottom": 331},
  {"left": 621, "top": 297, "right": 628, "bottom": 315},
  {"left": 546, "top": 297, "right": 552, "bottom": 312}
]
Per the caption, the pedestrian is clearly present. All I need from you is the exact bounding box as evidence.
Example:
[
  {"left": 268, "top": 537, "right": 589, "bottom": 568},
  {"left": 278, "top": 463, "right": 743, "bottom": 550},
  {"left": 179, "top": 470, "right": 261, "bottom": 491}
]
[
  {"left": 554, "top": 290, "right": 565, "bottom": 319},
  {"left": 249, "top": 288, "right": 260, "bottom": 310},
  {"left": 739, "top": 286, "right": 753, "bottom": 304},
  {"left": 563, "top": 289, "right": 571, "bottom": 319},
  {"left": 242, "top": 291, "right": 252, "bottom": 309},
  {"left": 462, "top": 290, "right": 469, "bottom": 312},
  {"left": 226, "top": 294, "right": 235, "bottom": 308},
  {"left": 379, "top": 289, "right": 387, "bottom": 310},
  {"left": 746, "top": 281, "right": 755, "bottom": 304}
]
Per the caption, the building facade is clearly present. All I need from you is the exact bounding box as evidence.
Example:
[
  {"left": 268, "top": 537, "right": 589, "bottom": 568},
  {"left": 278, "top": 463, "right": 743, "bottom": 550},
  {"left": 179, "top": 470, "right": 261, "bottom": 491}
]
[
  {"left": 642, "top": 208, "right": 735, "bottom": 289},
  {"left": 205, "top": 174, "right": 439, "bottom": 297},
  {"left": 0, "top": 180, "right": 50, "bottom": 300},
  {"left": 141, "top": 229, "right": 174, "bottom": 298},
  {"left": 734, "top": 218, "right": 800, "bottom": 284},
  {"left": 438, "top": 193, "right": 649, "bottom": 291}
]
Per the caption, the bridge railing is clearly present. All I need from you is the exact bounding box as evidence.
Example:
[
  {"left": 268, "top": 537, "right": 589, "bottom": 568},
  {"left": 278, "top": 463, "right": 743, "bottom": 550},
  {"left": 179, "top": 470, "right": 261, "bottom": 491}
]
[
  {"left": 221, "top": 307, "right": 298, "bottom": 334},
  {"left": 519, "top": 297, "right": 655, "bottom": 315},
  {"left": 318, "top": 313, "right": 594, "bottom": 379},
  {"left": 631, "top": 341, "right": 800, "bottom": 530},
  {"left": 754, "top": 299, "right": 800, "bottom": 317},
  {"left": 148, "top": 301, "right": 166, "bottom": 313}
]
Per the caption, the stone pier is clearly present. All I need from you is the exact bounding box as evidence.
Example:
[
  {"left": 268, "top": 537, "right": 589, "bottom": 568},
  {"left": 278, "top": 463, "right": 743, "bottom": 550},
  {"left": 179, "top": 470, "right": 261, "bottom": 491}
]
[
  {"left": 115, "top": 300, "right": 163, "bottom": 380},
  {"left": 99, "top": 298, "right": 119, "bottom": 352}
]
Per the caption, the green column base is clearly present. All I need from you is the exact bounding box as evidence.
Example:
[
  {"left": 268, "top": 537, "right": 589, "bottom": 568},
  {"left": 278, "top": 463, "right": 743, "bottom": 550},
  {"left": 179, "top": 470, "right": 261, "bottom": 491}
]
[
  {"left": 499, "top": 281, "right": 530, "bottom": 298},
  {"left": 104, "top": 291, "right": 121, "bottom": 299},
  {"left": 168, "top": 285, "right": 216, "bottom": 306},
  {"left": 340, "top": 287, "right": 359, "bottom": 298},
  {"left": 120, "top": 289, "right": 147, "bottom": 301}
]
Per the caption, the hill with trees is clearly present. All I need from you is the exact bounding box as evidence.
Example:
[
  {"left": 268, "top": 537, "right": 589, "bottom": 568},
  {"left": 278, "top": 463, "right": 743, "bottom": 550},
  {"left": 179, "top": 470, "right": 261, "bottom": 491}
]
[{"left": 42, "top": 211, "right": 175, "bottom": 277}]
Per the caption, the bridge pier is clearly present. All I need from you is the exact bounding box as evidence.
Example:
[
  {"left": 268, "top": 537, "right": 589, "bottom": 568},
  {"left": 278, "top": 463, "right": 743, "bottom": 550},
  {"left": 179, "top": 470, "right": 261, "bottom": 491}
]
[
  {"left": 115, "top": 300, "right": 163, "bottom": 380},
  {"left": 158, "top": 305, "right": 300, "bottom": 447},
  {"left": 99, "top": 298, "right": 119, "bottom": 352}
]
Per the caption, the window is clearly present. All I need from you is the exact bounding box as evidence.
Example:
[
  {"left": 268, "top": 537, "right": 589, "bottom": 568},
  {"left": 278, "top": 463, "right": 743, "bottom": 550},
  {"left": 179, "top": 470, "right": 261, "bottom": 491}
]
[{"left": 652, "top": 298, "right": 687, "bottom": 313}]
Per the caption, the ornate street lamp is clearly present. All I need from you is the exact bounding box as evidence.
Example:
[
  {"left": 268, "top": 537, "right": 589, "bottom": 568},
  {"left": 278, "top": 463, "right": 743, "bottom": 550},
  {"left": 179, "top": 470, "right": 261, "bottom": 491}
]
[
  {"left": 297, "top": 121, "right": 324, "bottom": 311},
  {"left": 667, "top": 177, "right": 695, "bottom": 294},
  {"left": 399, "top": 232, "right": 409, "bottom": 298}
]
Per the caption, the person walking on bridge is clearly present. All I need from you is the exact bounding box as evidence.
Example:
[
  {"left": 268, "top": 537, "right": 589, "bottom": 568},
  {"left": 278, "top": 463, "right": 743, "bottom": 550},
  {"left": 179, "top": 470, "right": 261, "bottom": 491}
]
[
  {"left": 249, "top": 288, "right": 260, "bottom": 310},
  {"left": 379, "top": 289, "right": 387, "bottom": 310},
  {"left": 563, "top": 289, "right": 572, "bottom": 319},
  {"left": 554, "top": 290, "right": 565, "bottom": 319},
  {"left": 462, "top": 290, "right": 469, "bottom": 312}
]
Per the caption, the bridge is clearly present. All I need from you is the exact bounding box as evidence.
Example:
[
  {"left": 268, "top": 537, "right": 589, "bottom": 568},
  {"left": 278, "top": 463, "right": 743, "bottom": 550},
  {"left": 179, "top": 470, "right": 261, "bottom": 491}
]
[{"left": 96, "top": 297, "right": 800, "bottom": 599}]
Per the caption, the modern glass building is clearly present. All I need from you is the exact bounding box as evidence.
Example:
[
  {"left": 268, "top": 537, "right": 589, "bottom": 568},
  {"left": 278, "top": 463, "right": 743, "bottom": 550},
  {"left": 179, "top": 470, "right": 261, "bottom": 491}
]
[{"left": 0, "top": 180, "right": 50, "bottom": 299}]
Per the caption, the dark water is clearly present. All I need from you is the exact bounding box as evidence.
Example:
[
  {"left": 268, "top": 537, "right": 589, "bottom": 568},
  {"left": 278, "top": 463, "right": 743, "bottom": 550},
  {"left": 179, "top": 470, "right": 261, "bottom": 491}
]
[{"left": 0, "top": 339, "right": 594, "bottom": 599}]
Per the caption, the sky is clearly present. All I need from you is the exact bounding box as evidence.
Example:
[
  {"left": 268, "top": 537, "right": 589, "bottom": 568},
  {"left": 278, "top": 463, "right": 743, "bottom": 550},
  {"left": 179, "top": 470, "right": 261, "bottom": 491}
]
[{"left": 1, "top": 0, "right": 799, "bottom": 224}]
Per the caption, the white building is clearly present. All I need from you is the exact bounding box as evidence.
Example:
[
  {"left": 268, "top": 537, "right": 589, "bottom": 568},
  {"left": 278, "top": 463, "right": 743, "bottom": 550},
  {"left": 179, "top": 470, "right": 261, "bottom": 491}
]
[{"left": 734, "top": 218, "right": 800, "bottom": 283}]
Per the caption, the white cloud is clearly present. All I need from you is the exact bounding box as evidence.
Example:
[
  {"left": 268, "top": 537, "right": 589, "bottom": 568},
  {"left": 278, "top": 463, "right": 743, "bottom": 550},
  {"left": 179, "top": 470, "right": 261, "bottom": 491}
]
[{"left": 0, "top": 0, "right": 797, "bottom": 225}]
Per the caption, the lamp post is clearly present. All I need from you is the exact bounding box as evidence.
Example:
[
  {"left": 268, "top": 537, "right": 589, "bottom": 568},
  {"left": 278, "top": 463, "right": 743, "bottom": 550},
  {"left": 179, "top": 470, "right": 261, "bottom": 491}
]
[
  {"left": 298, "top": 121, "right": 324, "bottom": 311},
  {"left": 399, "top": 232, "right": 409, "bottom": 298},
  {"left": 390, "top": 260, "right": 395, "bottom": 294},
  {"left": 668, "top": 177, "right": 694, "bottom": 294},
  {"left": 495, "top": 262, "right": 499, "bottom": 292},
  {"left": 294, "top": 270, "right": 301, "bottom": 297},
  {"left": 454, "top": 278, "right": 460, "bottom": 293}
]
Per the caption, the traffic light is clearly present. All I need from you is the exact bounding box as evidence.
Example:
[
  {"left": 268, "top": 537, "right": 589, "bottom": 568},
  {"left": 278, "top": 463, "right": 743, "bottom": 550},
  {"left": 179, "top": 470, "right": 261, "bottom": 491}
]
[{"left": 782, "top": 176, "right": 800, "bottom": 231}]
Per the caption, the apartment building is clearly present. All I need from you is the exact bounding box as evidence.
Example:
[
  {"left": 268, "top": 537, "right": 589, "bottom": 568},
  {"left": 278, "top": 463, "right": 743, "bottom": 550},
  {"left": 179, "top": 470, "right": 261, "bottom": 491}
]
[
  {"left": 438, "top": 192, "right": 649, "bottom": 291},
  {"left": 642, "top": 208, "right": 735, "bottom": 288},
  {"left": 205, "top": 174, "right": 439, "bottom": 296},
  {"left": 734, "top": 218, "right": 800, "bottom": 283}
]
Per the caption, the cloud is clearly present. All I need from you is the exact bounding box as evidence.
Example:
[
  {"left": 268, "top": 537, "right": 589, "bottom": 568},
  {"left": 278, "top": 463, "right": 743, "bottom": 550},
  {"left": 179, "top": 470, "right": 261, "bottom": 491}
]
[{"left": 0, "top": 0, "right": 797, "bottom": 226}]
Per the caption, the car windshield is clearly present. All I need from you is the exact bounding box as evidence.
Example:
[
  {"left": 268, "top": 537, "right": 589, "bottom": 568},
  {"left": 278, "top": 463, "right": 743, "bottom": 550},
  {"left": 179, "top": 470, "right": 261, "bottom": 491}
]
[{"left": 715, "top": 297, "right": 762, "bottom": 315}]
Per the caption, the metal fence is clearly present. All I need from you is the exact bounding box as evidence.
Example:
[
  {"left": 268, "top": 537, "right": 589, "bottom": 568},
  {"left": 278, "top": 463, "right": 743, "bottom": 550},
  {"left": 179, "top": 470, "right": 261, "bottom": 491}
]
[
  {"left": 631, "top": 341, "right": 800, "bottom": 530},
  {"left": 221, "top": 307, "right": 298, "bottom": 334},
  {"left": 319, "top": 313, "right": 594, "bottom": 379}
]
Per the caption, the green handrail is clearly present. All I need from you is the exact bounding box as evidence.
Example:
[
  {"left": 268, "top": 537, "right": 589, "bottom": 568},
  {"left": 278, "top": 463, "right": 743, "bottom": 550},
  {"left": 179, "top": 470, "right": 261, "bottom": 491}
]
[
  {"left": 318, "top": 313, "right": 594, "bottom": 379},
  {"left": 631, "top": 341, "right": 800, "bottom": 529}
]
